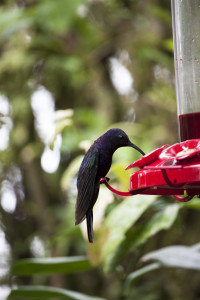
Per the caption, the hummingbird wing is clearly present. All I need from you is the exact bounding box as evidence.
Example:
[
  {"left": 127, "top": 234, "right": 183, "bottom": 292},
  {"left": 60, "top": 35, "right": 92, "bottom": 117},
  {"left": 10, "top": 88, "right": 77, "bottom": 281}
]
[{"left": 75, "top": 146, "right": 99, "bottom": 225}]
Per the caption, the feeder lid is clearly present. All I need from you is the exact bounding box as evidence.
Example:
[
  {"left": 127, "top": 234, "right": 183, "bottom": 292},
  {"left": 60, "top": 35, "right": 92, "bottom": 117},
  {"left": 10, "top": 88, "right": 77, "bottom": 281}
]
[
  {"left": 125, "top": 144, "right": 169, "bottom": 170},
  {"left": 159, "top": 139, "right": 200, "bottom": 161}
]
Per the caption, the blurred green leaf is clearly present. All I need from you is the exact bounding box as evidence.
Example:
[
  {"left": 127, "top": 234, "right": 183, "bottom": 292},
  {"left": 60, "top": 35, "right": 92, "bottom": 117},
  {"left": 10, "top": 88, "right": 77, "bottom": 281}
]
[
  {"left": 110, "top": 162, "right": 131, "bottom": 189},
  {"left": 50, "top": 109, "right": 74, "bottom": 149},
  {"left": 61, "top": 127, "right": 81, "bottom": 152},
  {"left": 141, "top": 244, "right": 200, "bottom": 270},
  {"left": 163, "top": 39, "right": 174, "bottom": 52},
  {"left": 101, "top": 195, "right": 157, "bottom": 272},
  {"left": 11, "top": 256, "right": 93, "bottom": 275},
  {"left": 0, "top": 8, "right": 22, "bottom": 29},
  {"left": 0, "top": 8, "right": 32, "bottom": 38},
  {"left": 63, "top": 57, "right": 83, "bottom": 73},
  {"left": 182, "top": 197, "right": 200, "bottom": 210},
  {"left": 129, "top": 203, "right": 180, "bottom": 247},
  {"left": 100, "top": 202, "right": 179, "bottom": 271},
  {"left": 150, "top": 5, "right": 171, "bottom": 24},
  {"left": 9, "top": 286, "right": 106, "bottom": 300},
  {"left": 34, "top": 0, "right": 83, "bottom": 34},
  {"left": 138, "top": 47, "right": 171, "bottom": 66},
  {"left": 124, "top": 263, "right": 161, "bottom": 293},
  {"left": 74, "top": 109, "right": 108, "bottom": 132}
]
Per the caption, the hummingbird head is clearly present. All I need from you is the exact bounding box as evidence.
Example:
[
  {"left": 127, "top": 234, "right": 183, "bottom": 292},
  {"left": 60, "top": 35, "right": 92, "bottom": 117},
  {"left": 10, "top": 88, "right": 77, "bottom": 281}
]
[{"left": 103, "top": 128, "right": 145, "bottom": 156}]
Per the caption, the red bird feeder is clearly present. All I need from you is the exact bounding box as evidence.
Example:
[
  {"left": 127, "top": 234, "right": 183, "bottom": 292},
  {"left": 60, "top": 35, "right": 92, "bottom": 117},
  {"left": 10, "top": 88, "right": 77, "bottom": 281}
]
[{"left": 101, "top": 0, "right": 200, "bottom": 202}]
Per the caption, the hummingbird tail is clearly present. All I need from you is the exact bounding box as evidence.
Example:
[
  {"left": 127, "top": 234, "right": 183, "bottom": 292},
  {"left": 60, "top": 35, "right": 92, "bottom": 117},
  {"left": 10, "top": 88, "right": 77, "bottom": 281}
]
[{"left": 86, "top": 209, "right": 93, "bottom": 243}]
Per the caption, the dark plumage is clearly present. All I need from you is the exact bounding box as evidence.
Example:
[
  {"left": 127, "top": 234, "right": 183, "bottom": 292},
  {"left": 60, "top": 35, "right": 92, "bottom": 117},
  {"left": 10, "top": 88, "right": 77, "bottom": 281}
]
[{"left": 75, "top": 128, "right": 145, "bottom": 243}]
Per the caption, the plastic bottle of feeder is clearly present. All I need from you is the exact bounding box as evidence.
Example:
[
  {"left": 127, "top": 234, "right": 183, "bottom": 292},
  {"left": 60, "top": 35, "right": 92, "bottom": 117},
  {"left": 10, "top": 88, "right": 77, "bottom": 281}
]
[{"left": 171, "top": 0, "right": 200, "bottom": 141}]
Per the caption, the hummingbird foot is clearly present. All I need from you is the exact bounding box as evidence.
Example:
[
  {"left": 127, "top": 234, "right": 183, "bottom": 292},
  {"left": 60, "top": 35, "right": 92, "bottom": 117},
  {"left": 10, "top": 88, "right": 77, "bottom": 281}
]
[{"left": 100, "top": 177, "right": 110, "bottom": 184}]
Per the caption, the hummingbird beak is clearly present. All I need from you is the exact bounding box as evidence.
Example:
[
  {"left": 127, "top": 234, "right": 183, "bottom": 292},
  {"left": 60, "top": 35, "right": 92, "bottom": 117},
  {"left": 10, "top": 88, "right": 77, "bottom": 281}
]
[{"left": 128, "top": 141, "right": 145, "bottom": 156}]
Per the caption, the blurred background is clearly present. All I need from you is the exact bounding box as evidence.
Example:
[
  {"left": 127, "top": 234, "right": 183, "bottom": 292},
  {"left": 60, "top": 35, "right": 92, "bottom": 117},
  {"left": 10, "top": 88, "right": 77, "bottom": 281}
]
[{"left": 1, "top": 1, "right": 200, "bottom": 300}]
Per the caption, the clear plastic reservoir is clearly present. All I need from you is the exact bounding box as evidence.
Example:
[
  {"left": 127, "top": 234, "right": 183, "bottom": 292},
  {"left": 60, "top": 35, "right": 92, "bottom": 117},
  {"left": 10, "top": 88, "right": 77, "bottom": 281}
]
[{"left": 171, "top": 0, "right": 200, "bottom": 141}]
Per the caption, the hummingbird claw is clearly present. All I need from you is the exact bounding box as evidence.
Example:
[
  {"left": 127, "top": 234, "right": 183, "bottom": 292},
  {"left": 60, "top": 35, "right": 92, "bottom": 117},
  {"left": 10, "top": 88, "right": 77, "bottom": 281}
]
[{"left": 100, "top": 177, "right": 110, "bottom": 184}]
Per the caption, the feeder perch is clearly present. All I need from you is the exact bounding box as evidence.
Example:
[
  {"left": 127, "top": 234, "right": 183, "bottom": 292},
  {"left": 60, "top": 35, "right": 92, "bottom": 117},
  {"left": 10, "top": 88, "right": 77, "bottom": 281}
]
[{"left": 101, "top": 0, "right": 200, "bottom": 202}]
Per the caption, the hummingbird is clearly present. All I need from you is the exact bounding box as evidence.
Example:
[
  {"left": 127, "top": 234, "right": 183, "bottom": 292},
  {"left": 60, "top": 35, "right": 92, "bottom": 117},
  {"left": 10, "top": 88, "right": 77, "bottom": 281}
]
[{"left": 75, "top": 128, "right": 145, "bottom": 243}]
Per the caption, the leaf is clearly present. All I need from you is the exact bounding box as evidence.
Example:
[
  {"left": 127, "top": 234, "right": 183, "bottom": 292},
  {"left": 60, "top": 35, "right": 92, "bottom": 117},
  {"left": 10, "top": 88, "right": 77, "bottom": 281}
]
[
  {"left": 50, "top": 109, "right": 74, "bottom": 149},
  {"left": 129, "top": 203, "right": 180, "bottom": 247},
  {"left": 0, "top": 8, "right": 22, "bottom": 30},
  {"left": 0, "top": 8, "right": 31, "bottom": 38},
  {"left": 123, "top": 263, "right": 161, "bottom": 293},
  {"left": 63, "top": 57, "right": 83, "bottom": 73},
  {"left": 35, "top": 0, "right": 83, "bottom": 34},
  {"left": 182, "top": 197, "right": 200, "bottom": 210},
  {"left": 101, "top": 195, "right": 157, "bottom": 272},
  {"left": 108, "top": 203, "right": 180, "bottom": 269},
  {"left": 111, "top": 162, "right": 132, "bottom": 190},
  {"left": 54, "top": 109, "right": 74, "bottom": 122},
  {"left": 142, "top": 245, "right": 200, "bottom": 270},
  {"left": 122, "top": 243, "right": 200, "bottom": 295},
  {"left": 8, "top": 286, "right": 106, "bottom": 300},
  {"left": 11, "top": 256, "right": 93, "bottom": 276}
]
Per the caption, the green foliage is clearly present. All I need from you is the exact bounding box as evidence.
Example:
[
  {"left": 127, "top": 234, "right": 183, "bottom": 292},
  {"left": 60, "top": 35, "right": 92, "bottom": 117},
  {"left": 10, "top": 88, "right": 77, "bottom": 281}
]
[
  {"left": 108, "top": 203, "right": 180, "bottom": 270},
  {"left": 9, "top": 286, "right": 106, "bottom": 300},
  {"left": 11, "top": 256, "right": 92, "bottom": 275},
  {"left": 33, "top": 0, "right": 84, "bottom": 34},
  {"left": 141, "top": 243, "right": 200, "bottom": 270},
  {"left": 128, "top": 203, "right": 180, "bottom": 247},
  {"left": 100, "top": 195, "right": 157, "bottom": 272},
  {"left": 123, "top": 263, "right": 161, "bottom": 293}
]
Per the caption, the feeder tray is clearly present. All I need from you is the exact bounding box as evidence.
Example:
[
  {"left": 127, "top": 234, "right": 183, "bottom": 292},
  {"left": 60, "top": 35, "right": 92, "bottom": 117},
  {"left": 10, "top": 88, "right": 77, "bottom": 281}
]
[{"left": 101, "top": 139, "right": 200, "bottom": 202}]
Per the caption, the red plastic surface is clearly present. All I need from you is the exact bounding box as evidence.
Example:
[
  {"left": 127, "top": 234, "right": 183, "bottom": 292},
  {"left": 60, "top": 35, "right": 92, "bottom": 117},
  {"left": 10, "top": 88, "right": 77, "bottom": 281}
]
[{"left": 125, "top": 144, "right": 169, "bottom": 170}]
